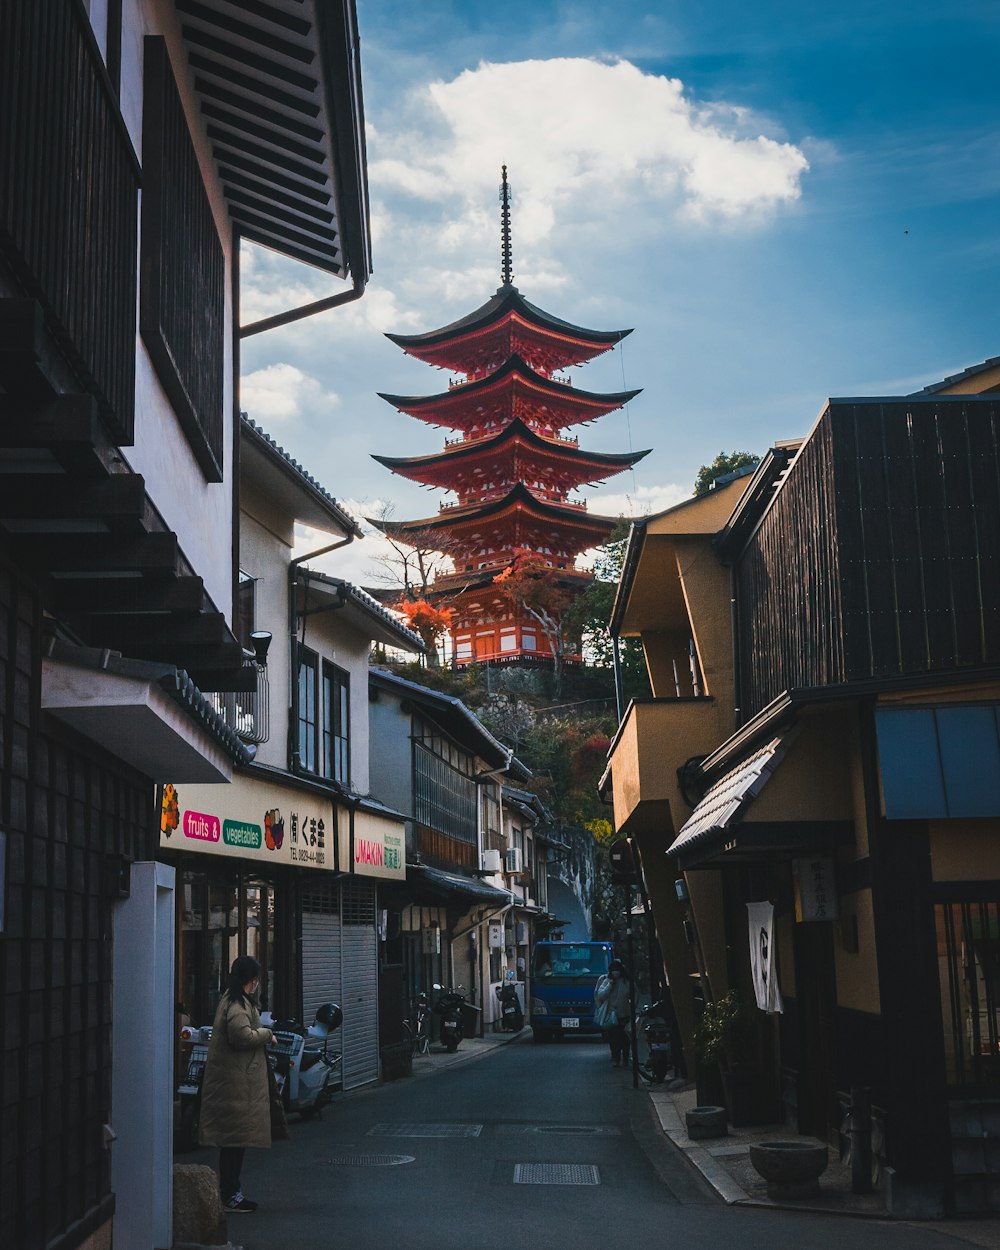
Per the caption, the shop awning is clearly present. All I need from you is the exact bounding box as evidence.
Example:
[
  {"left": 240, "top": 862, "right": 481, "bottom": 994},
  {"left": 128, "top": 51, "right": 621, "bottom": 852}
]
[
  {"left": 667, "top": 736, "right": 787, "bottom": 867},
  {"left": 406, "top": 864, "right": 516, "bottom": 906}
]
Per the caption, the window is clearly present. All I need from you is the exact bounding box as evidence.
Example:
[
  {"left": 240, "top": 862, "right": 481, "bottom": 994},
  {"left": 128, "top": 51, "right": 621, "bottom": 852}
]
[
  {"left": 323, "top": 661, "right": 350, "bottom": 784},
  {"left": 297, "top": 648, "right": 350, "bottom": 784},
  {"left": 413, "top": 720, "right": 477, "bottom": 843},
  {"left": 140, "top": 38, "right": 225, "bottom": 480},
  {"left": 236, "top": 573, "right": 256, "bottom": 649},
  {"left": 298, "top": 648, "right": 319, "bottom": 772}
]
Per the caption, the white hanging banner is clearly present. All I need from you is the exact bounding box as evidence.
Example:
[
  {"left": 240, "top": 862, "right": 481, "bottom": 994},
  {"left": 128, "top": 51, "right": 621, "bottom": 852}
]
[{"left": 747, "top": 901, "right": 783, "bottom": 1014}]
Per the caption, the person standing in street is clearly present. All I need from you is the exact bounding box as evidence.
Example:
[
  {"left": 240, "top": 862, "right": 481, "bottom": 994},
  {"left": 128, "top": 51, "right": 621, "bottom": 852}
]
[
  {"left": 199, "top": 955, "right": 275, "bottom": 1213},
  {"left": 594, "top": 959, "right": 632, "bottom": 1067}
]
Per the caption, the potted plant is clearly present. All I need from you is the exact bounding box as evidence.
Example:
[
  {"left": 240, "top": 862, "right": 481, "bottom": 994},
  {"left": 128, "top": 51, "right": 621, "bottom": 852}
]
[{"left": 693, "top": 990, "right": 770, "bottom": 1126}]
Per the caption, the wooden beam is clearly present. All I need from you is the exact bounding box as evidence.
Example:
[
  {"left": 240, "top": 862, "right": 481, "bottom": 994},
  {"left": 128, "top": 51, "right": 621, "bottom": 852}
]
[
  {"left": 45, "top": 575, "right": 208, "bottom": 615},
  {"left": 0, "top": 474, "right": 148, "bottom": 529},
  {"left": 10, "top": 532, "right": 180, "bottom": 574}
]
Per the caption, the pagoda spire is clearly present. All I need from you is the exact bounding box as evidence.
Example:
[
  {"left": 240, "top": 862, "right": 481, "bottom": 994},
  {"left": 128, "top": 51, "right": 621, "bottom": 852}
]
[{"left": 499, "top": 165, "right": 513, "bottom": 286}]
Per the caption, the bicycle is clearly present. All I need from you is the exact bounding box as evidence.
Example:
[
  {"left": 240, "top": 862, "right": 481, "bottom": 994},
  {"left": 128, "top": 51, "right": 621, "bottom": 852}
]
[{"left": 403, "top": 992, "right": 431, "bottom": 1057}]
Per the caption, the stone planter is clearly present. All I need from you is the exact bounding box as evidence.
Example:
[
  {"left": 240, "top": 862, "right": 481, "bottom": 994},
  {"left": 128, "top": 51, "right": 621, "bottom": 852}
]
[
  {"left": 749, "top": 1140, "right": 828, "bottom": 1200},
  {"left": 685, "top": 1105, "right": 727, "bottom": 1140}
]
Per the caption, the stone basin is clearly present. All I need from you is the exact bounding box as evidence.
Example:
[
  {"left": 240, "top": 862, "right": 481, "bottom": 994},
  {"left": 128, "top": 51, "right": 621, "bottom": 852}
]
[{"left": 749, "top": 1140, "right": 828, "bottom": 1200}]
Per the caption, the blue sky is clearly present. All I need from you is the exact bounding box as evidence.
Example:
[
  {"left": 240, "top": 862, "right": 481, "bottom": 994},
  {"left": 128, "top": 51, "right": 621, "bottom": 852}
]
[{"left": 240, "top": 1, "right": 1000, "bottom": 585}]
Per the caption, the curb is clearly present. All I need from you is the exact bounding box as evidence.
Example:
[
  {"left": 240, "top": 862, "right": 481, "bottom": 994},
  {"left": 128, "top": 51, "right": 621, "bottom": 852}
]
[{"left": 648, "top": 1089, "right": 892, "bottom": 1219}]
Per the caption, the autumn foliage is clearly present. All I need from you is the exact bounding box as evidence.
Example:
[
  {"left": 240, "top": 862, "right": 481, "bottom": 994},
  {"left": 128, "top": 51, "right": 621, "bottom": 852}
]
[{"left": 399, "top": 599, "right": 454, "bottom": 653}]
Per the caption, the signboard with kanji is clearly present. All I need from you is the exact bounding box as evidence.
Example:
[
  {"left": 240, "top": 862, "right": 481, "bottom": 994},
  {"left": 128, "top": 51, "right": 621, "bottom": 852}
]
[
  {"left": 160, "top": 778, "right": 336, "bottom": 871},
  {"left": 793, "top": 856, "right": 838, "bottom": 922}
]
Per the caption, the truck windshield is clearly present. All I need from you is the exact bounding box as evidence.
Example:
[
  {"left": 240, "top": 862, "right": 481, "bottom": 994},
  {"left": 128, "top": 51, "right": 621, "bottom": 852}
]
[{"left": 532, "top": 944, "right": 610, "bottom": 985}]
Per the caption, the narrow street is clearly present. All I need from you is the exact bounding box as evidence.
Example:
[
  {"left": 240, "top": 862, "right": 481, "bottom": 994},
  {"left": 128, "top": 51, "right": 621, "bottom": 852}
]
[{"left": 188, "top": 1037, "right": 979, "bottom": 1250}]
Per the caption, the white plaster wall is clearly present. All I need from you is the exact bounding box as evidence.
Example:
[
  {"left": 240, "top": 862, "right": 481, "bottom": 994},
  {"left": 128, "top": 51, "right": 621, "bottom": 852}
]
[
  {"left": 117, "top": 0, "right": 236, "bottom": 616},
  {"left": 239, "top": 511, "right": 293, "bottom": 771}
]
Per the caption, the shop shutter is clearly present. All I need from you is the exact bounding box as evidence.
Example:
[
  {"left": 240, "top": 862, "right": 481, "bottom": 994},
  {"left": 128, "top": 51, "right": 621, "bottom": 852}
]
[
  {"left": 340, "top": 878, "right": 379, "bottom": 1090},
  {"left": 301, "top": 882, "right": 341, "bottom": 1026}
]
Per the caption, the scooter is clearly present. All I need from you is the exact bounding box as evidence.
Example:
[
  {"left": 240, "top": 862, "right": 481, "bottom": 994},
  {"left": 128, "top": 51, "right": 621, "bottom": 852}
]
[
  {"left": 495, "top": 977, "right": 524, "bottom": 1033},
  {"left": 433, "top": 984, "right": 471, "bottom": 1052},
  {"left": 267, "top": 1002, "right": 343, "bottom": 1118}
]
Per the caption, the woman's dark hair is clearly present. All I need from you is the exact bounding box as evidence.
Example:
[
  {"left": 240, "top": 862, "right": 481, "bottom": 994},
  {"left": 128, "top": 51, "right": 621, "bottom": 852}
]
[
  {"left": 226, "top": 955, "right": 261, "bottom": 1007},
  {"left": 608, "top": 959, "right": 626, "bottom": 975}
]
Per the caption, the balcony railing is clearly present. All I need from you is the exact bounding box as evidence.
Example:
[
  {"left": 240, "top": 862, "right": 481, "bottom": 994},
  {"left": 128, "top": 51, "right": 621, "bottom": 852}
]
[
  {"left": 0, "top": 0, "right": 140, "bottom": 443},
  {"left": 210, "top": 657, "right": 270, "bottom": 745}
]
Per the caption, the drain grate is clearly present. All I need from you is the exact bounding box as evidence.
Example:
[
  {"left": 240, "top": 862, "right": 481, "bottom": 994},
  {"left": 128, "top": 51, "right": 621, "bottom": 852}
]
[
  {"left": 368, "top": 1122, "right": 483, "bottom": 1138},
  {"left": 327, "top": 1154, "right": 415, "bottom": 1167},
  {"left": 513, "top": 1163, "right": 601, "bottom": 1185}
]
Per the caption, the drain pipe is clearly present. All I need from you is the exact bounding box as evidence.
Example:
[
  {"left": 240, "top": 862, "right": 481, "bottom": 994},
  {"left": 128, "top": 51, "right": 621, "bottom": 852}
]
[{"left": 288, "top": 536, "right": 354, "bottom": 773}]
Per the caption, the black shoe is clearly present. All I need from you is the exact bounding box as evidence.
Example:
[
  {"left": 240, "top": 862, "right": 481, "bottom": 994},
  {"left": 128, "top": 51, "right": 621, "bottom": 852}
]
[{"left": 224, "top": 1192, "right": 257, "bottom": 1213}]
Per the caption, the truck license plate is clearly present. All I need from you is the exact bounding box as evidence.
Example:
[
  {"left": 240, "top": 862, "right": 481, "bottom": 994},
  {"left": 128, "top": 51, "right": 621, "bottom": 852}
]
[{"left": 561, "top": 1017, "right": 579, "bottom": 1028}]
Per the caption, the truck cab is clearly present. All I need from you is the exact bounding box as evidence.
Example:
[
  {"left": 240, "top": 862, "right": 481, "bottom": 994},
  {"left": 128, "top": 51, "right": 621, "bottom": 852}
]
[{"left": 530, "top": 941, "right": 613, "bottom": 1041}]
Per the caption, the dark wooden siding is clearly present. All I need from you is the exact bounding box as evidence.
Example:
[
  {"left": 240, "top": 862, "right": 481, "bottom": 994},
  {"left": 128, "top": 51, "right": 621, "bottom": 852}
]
[
  {"left": 141, "top": 37, "right": 225, "bottom": 482},
  {"left": 737, "top": 397, "right": 1000, "bottom": 717},
  {"left": 0, "top": 560, "right": 155, "bottom": 1250},
  {"left": 736, "top": 416, "right": 845, "bottom": 715},
  {"left": 0, "top": 0, "right": 139, "bottom": 443}
]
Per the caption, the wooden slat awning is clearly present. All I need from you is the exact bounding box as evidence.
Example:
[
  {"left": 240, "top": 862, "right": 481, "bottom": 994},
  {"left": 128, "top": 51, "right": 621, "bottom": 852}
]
[{"left": 175, "top": 0, "right": 371, "bottom": 281}]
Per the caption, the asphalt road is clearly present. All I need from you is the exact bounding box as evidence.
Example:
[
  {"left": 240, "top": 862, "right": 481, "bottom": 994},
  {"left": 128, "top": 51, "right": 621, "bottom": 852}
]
[{"left": 194, "top": 1035, "right": 979, "bottom": 1250}]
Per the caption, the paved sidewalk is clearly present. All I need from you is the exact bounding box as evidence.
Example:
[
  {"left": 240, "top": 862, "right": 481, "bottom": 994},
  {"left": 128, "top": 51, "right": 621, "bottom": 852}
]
[
  {"left": 401, "top": 1025, "right": 526, "bottom": 1077},
  {"left": 648, "top": 1081, "right": 1000, "bottom": 1248}
]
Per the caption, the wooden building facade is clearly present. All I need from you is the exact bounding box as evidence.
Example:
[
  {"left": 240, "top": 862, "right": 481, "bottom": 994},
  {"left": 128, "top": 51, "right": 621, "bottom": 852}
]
[{"left": 604, "top": 377, "right": 1000, "bottom": 1218}]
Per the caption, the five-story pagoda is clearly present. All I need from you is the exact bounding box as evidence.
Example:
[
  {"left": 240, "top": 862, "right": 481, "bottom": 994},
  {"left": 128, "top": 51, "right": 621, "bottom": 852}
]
[{"left": 374, "top": 169, "right": 648, "bottom": 666}]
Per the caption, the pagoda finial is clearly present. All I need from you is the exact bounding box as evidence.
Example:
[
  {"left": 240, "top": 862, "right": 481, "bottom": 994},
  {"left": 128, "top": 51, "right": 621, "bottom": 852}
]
[{"left": 499, "top": 164, "right": 513, "bottom": 286}]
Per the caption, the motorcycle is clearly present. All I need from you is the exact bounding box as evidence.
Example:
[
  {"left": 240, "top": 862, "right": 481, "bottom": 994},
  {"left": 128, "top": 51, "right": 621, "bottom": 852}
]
[
  {"left": 635, "top": 997, "right": 675, "bottom": 1084},
  {"left": 267, "top": 1002, "right": 343, "bottom": 1119},
  {"left": 432, "top": 984, "right": 473, "bottom": 1052},
  {"left": 495, "top": 977, "right": 524, "bottom": 1033}
]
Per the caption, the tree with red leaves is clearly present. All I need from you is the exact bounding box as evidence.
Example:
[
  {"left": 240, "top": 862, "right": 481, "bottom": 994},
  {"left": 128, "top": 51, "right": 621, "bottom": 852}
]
[
  {"left": 399, "top": 599, "right": 453, "bottom": 667},
  {"left": 494, "top": 549, "right": 574, "bottom": 696}
]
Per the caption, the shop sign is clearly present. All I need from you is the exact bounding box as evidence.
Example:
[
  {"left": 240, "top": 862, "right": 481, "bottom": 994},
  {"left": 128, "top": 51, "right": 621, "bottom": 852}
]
[
  {"left": 160, "top": 778, "right": 335, "bottom": 871},
  {"left": 793, "top": 857, "right": 838, "bottom": 922},
  {"left": 338, "top": 805, "right": 406, "bottom": 881}
]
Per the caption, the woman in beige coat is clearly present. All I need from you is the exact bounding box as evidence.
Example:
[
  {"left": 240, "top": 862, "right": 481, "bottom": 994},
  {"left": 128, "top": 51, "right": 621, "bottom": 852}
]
[{"left": 199, "top": 955, "right": 274, "bottom": 1213}]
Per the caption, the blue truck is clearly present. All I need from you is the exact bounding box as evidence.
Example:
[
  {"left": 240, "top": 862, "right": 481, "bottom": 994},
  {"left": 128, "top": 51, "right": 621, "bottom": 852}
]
[{"left": 530, "top": 940, "right": 613, "bottom": 1041}]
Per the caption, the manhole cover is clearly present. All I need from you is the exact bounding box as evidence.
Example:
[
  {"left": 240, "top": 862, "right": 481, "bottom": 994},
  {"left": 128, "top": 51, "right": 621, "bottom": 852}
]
[
  {"left": 369, "top": 1123, "right": 483, "bottom": 1138},
  {"left": 328, "top": 1154, "right": 415, "bottom": 1167},
  {"left": 513, "top": 1163, "right": 601, "bottom": 1185}
]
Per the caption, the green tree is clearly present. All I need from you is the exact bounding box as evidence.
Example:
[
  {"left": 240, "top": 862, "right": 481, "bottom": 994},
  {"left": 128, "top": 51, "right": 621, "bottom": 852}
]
[
  {"left": 564, "top": 519, "right": 650, "bottom": 701},
  {"left": 693, "top": 450, "right": 760, "bottom": 496}
]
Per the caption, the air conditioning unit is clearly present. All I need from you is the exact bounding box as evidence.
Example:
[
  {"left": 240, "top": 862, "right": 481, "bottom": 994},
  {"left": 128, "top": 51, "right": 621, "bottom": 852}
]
[
  {"left": 481, "top": 848, "right": 502, "bottom": 874},
  {"left": 504, "top": 847, "right": 523, "bottom": 875}
]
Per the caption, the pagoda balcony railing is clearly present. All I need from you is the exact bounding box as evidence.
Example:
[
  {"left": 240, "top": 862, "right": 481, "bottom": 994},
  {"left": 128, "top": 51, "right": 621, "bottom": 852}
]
[
  {"left": 0, "top": 0, "right": 140, "bottom": 445},
  {"left": 440, "top": 491, "right": 588, "bottom": 511},
  {"left": 447, "top": 371, "right": 574, "bottom": 389},
  {"left": 443, "top": 430, "right": 580, "bottom": 448}
]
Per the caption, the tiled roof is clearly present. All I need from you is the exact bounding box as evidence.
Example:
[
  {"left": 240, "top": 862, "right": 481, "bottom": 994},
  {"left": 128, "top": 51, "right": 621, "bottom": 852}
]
[{"left": 241, "top": 414, "right": 363, "bottom": 536}]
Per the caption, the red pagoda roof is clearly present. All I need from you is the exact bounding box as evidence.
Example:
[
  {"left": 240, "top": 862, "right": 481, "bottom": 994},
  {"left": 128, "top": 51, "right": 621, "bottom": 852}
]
[
  {"left": 372, "top": 418, "right": 649, "bottom": 495},
  {"left": 386, "top": 283, "right": 631, "bottom": 377},
  {"left": 378, "top": 353, "right": 641, "bottom": 436},
  {"left": 371, "top": 481, "right": 619, "bottom": 554}
]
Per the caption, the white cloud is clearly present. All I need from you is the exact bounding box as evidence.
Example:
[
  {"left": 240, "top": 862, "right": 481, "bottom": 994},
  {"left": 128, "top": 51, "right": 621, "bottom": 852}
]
[
  {"left": 240, "top": 362, "right": 340, "bottom": 425},
  {"left": 371, "top": 57, "right": 809, "bottom": 237},
  {"left": 585, "top": 481, "right": 691, "bottom": 518}
]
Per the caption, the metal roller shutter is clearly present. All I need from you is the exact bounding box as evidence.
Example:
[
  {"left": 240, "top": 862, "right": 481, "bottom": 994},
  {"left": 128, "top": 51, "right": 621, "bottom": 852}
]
[
  {"left": 301, "top": 882, "right": 341, "bottom": 1030},
  {"left": 341, "top": 879, "right": 379, "bottom": 1090}
]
